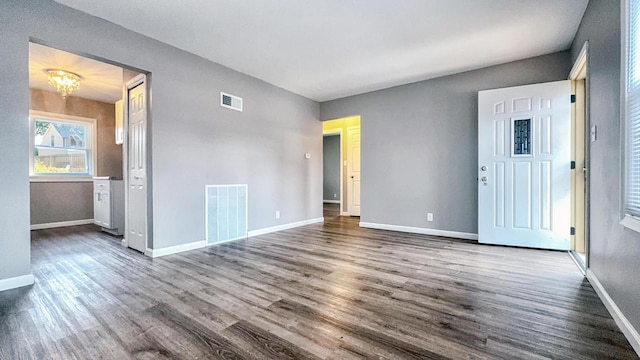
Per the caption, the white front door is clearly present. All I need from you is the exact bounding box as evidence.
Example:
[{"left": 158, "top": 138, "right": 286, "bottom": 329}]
[
  {"left": 347, "top": 126, "right": 361, "bottom": 216},
  {"left": 478, "top": 80, "right": 571, "bottom": 250},
  {"left": 126, "top": 77, "right": 147, "bottom": 253}
]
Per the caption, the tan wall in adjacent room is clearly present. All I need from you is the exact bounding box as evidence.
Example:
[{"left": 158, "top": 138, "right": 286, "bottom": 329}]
[{"left": 29, "top": 89, "right": 122, "bottom": 225}]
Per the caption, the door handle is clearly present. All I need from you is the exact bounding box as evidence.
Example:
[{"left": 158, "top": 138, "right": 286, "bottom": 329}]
[
  {"left": 481, "top": 176, "right": 488, "bottom": 183},
  {"left": 351, "top": 176, "right": 354, "bottom": 179}
]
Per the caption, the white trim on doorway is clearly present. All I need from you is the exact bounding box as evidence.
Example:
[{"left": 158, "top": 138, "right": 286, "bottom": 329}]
[
  {"left": 123, "top": 73, "right": 150, "bottom": 255},
  {"left": 568, "top": 40, "right": 590, "bottom": 272},
  {"left": 346, "top": 125, "right": 361, "bottom": 216},
  {"left": 569, "top": 41, "right": 589, "bottom": 79}
]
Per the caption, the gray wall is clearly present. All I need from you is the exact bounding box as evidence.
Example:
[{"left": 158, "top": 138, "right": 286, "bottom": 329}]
[
  {"left": 571, "top": 0, "right": 640, "bottom": 334},
  {"left": 323, "top": 135, "right": 341, "bottom": 201},
  {"left": 0, "top": 3, "right": 31, "bottom": 281},
  {"left": 29, "top": 89, "right": 123, "bottom": 225},
  {"left": 30, "top": 182, "right": 94, "bottom": 224},
  {"left": 1, "top": 0, "right": 321, "bottom": 283},
  {"left": 321, "top": 52, "right": 571, "bottom": 234}
]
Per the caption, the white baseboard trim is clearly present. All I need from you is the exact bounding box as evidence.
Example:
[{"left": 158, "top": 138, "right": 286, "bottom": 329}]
[
  {"left": 248, "top": 217, "right": 324, "bottom": 237},
  {"left": 0, "top": 274, "right": 35, "bottom": 292},
  {"left": 121, "top": 239, "right": 128, "bottom": 247},
  {"left": 31, "top": 219, "right": 94, "bottom": 230},
  {"left": 340, "top": 212, "right": 350, "bottom": 216},
  {"left": 323, "top": 200, "right": 340, "bottom": 204},
  {"left": 568, "top": 251, "right": 587, "bottom": 276},
  {"left": 145, "top": 240, "right": 206, "bottom": 258},
  {"left": 587, "top": 269, "right": 640, "bottom": 356},
  {"left": 144, "top": 217, "right": 326, "bottom": 258},
  {"left": 359, "top": 222, "right": 479, "bottom": 241}
]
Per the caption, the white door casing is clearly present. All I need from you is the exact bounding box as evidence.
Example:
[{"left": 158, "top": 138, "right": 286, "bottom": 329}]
[
  {"left": 478, "top": 80, "right": 571, "bottom": 250},
  {"left": 126, "top": 75, "right": 147, "bottom": 253},
  {"left": 347, "top": 126, "right": 361, "bottom": 216}
]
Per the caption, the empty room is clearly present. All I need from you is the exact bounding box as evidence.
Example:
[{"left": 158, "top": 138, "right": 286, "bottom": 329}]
[{"left": 1, "top": 0, "right": 639, "bottom": 359}]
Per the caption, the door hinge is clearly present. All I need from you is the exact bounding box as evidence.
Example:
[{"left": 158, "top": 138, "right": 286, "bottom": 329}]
[
  {"left": 570, "top": 161, "right": 576, "bottom": 169},
  {"left": 571, "top": 94, "right": 576, "bottom": 103},
  {"left": 570, "top": 227, "right": 576, "bottom": 236}
]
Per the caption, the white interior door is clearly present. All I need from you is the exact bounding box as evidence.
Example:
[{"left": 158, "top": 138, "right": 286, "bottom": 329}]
[
  {"left": 126, "top": 77, "right": 147, "bottom": 253},
  {"left": 347, "top": 126, "right": 361, "bottom": 216},
  {"left": 478, "top": 80, "right": 571, "bottom": 250}
]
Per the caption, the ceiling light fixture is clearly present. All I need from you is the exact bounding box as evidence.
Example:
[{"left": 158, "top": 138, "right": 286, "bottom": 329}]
[{"left": 45, "top": 69, "right": 82, "bottom": 98}]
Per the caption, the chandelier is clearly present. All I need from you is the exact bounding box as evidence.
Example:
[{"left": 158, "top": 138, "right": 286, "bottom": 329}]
[{"left": 45, "top": 69, "right": 82, "bottom": 97}]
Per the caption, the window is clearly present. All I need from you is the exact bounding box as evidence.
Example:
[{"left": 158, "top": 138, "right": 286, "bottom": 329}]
[
  {"left": 512, "top": 118, "right": 532, "bottom": 156},
  {"left": 623, "top": 0, "right": 640, "bottom": 231},
  {"left": 29, "top": 111, "right": 96, "bottom": 179}
]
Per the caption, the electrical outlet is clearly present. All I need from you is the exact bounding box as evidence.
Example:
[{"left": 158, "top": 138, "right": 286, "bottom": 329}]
[
  {"left": 275, "top": 210, "right": 280, "bottom": 219},
  {"left": 427, "top": 213, "right": 433, "bottom": 222},
  {"left": 333, "top": 193, "right": 337, "bottom": 198}
]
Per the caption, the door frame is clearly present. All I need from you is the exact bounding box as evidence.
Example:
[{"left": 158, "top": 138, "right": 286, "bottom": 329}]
[
  {"left": 323, "top": 129, "right": 344, "bottom": 212},
  {"left": 568, "top": 41, "right": 590, "bottom": 274},
  {"left": 122, "top": 73, "right": 151, "bottom": 252},
  {"left": 346, "top": 125, "right": 361, "bottom": 216}
]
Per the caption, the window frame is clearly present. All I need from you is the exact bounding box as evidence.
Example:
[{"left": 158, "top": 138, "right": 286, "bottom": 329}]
[
  {"left": 621, "top": 0, "right": 640, "bottom": 232},
  {"left": 29, "top": 110, "right": 97, "bottom": 182}
]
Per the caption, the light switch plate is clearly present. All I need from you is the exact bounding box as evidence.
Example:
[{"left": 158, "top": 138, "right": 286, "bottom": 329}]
[{"left": 591, "top": 125, "right": 597, "bottom": 142}]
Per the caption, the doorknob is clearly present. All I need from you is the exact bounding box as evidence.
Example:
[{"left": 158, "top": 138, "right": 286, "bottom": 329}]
[{"left": 481, "top": 176, "right": 488, "bottom": 183}]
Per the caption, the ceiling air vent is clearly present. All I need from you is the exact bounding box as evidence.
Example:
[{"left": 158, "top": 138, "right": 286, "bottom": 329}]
[{"left": 220, "top": 92, "right": 243, "bottom": 112}]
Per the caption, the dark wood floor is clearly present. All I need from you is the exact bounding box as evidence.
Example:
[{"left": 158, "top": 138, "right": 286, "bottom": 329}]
[{"left": 1, "top": 205, "right": 637, "bottom": 359}]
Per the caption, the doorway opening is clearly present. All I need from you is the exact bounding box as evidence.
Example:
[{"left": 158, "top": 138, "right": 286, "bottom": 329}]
[
  {"left": 569, "top": 42, "right": 589, "bottom": 273},
  {"left": 322, "top": 116, "right": 361, "bottom": 218},
  {"left": 323, "top": 131, "right": 342, "bottom": 218},
  {"left": 28, "top": 41, "right": 150, "bottom": 254}
]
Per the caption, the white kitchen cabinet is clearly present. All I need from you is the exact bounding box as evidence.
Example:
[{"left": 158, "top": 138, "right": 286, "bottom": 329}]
[{"left": 93, "top": 178, "right": 125, "bottom": 235}]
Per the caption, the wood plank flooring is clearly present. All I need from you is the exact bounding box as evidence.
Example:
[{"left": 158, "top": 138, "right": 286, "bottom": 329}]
[{"left": 0, "top": 206, "right": 637, "bottom": 359}]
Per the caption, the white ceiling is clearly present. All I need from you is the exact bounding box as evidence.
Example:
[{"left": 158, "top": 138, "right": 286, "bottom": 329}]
[
  {"left": 54, "top": 0, "right": 588, "bottom": 102},
  {"left": 29, "top": 42, "right": 123, "bottom": 103}
]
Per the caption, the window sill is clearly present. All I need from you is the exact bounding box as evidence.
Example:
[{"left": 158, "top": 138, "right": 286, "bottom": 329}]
[
  {"left": 621, "top": 214, "right": 640, "bottom": 233},
  {"left": 30, "top": 176, "right": 94, "bottom": 183}
]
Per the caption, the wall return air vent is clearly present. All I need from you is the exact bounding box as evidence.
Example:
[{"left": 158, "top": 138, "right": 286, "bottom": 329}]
[
  {"left": 220, "top": 92, "right": 243, "bottom": 112},
  {"left": 205, "top": 184, "right": 248, "bottom": 245}
]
